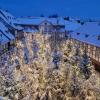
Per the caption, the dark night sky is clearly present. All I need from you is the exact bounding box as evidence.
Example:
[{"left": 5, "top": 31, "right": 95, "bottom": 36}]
[{"left": 0, "top": 0, "right": 100, "bottom": 18}]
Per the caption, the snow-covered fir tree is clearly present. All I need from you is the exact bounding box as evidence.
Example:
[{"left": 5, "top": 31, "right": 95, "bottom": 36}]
[{"left": 79, "top": 49, "right": 93, "bottom": 79}]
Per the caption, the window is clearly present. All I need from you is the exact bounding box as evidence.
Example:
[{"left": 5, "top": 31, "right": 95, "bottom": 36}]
[
  {"left": 77, "top": 33, "right": 80, "bottom": 35},
  {"left": 97, "top": 35, "right": 100, "bottom": 40},
  {"left": 90, "top": 45, "right": 93, "bottom": 57},
  {"left": 81, "top": 22, "right": 84, "bottom": 25},
  {"left": 95, "top": 47, "right": 100, "bottom": 61},
  {"left": 85, "top": 34, "right": 89, "bottom": 38},
  {"left": 45, "top": 23, "right": 47, "bottom": 25}
]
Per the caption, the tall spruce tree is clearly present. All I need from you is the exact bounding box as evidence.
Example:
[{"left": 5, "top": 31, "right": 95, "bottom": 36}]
[{"left": 80, "top": 49, "right": 92, "bottom": 79}]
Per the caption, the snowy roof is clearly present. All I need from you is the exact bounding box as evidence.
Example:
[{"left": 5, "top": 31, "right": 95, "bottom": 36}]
[
  {"left": 14, "top": 17, "right": 82, "bottom": 32},
  {"left": 15, "top": 25, "right": 23, "bottom": 30},
  {"left": 71, "top": 22, "right": 100, "bottom": 47},
  {"left": 14, "top": 17, "right": 42, "bottom": 25},
  {"left": 0, "top": 32, "right": 9, "bottom": 45},
  {"left": 59, "top": 28, "right": 65, "bottom": 32},
  {"left": 0, "top": 9, "right": 14, "bottom": 26},
  {"left": 0, "top": 9, "right": 22, "bottom": 30},
  {"left": 3, "top": 31, "right": 15, "bottom": 40},
  {"left": 0, "top": 21, "right": 7, "bottom": 31},
  {"left": 65, "top": 20, "right": 81, "bottom": 31},
  {"left": 0, "top": 9, "right": 14, "bottom": 19},
  {"left": 44, "top": 17, "right": 65, "bottom": 25},
  {"left": 14, "top": 17, "right": 65, "bottom": 26},
  {"left": 23, "top": 28, "right": 39, "bottom": 33},
  {"left": 0, "top": 21, "right": 15, "bottom": 41}
]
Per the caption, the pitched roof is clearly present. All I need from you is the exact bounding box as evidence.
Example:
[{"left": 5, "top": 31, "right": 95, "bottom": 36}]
[
  {"left": 71, "top": 22, "right": 100, "bottom": 47},
  {"left": 65, "top": 20, "right": 81, "bottom": 31},
  {"left": 23, "top": 28, "right": 38, "bottom": 33},
  {"left": 0, "top": 21, "right": 15, "bottom": 41},
  {"left": 14, "top": 17, "right": 81, "bottom": 32},
  {"left": 14, "top": 17, "right": 65, "bottom": 26},
  {"left": 0, "top": 9, "right": 22, "bottom": 30},
  {"left": 0, "top": 32, "right": 9, "bottom": 45}
]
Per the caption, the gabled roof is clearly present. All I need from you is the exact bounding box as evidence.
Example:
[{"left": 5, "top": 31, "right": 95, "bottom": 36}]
[
  {"left": 0, "top": 9, "right": 14, "bottom": 20},
  {"left": 71, "top": 22, "right": 100, "bottom": 47},
  {"left": 0, "top": 32, "right": 9, "bottom": 45},
  {"left": 14, "top": 17, "right": 44, "bottom": 25},
  {"left": 14, "top": 17, "right": 65, "bottom": 26},
  {"left": 0, "top": 9, "right": 14, "bottom": 27},
  {"left": 0, "top": 21, "right": 15, "bottom": 41},
  {"left": 0, "top": 9, "right": 22, "bottom": 30},
  {"left": 23, "top": 28, "right": 38, "bottom": 33},
  {"left": 39, "top": 19, "right": 53, "bottom": 26},
  {"left": 65, "top": 20, "right": 81, "bottom": 31},
  {"left": 14, "top": 17, "right": 81, "bottom": 32}
]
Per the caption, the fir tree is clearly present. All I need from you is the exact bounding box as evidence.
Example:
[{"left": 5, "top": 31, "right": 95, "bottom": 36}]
[
  {"left": 80, "top": 49, "right": 92, "bottom": 79},
  {"left": 70, "top": 69, "right": 80, "bottom": 97},
  {"left": 69, "top": 45, "right": 81, "bottom": 66}
]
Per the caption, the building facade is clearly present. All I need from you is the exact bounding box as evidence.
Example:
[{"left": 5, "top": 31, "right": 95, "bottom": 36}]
[{"left": 70, "top": 22, "right": 100, "bottom": 70}]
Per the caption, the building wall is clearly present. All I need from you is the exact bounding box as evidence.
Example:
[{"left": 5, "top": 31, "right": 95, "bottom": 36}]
[{"left": 70, "top": 38, "right": 100, "bottom": 63}]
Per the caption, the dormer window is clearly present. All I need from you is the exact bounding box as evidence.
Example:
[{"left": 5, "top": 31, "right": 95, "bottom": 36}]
[
  {"left": 77, "top": 33, "right": 80, "bottom": 35},
  {"left": 97, "top": 35, "right": 100, "bottom": 40},
  {"left": 81, "top": 22, "right": 84, "bottom": 25},
  {"left": 77, "top": 20, "right": 81, "bottom": 23},
  {"left": 45, "top": 23, "right": 47, "bottom": 25},
  {"left": 85, "top": 34, "right": 89, "bottom": 38}
]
